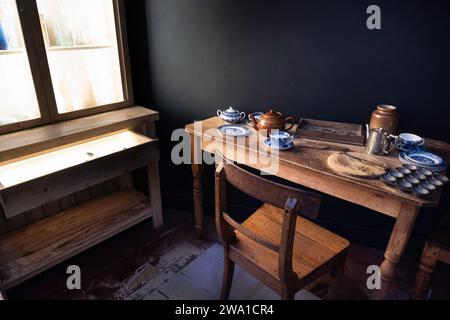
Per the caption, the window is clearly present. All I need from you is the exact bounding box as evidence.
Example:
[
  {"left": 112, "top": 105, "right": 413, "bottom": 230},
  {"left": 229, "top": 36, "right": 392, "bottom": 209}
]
[
  {"left": 0, "top": 0, "right": 132, "bottom": 135},
  {"left": 0, "top": 0, "right": 41, "bottom": 126}
]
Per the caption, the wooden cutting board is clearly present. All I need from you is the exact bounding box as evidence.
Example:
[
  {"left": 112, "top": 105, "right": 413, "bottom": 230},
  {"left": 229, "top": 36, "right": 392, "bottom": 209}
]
[{"left": 327, "top": 152, "right": 389, "bottom": 179}]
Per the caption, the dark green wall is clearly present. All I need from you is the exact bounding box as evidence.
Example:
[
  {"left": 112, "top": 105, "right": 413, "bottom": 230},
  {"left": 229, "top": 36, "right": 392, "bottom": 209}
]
[{"left": 125, "top": 0, "right": 450, "bottom": 254}]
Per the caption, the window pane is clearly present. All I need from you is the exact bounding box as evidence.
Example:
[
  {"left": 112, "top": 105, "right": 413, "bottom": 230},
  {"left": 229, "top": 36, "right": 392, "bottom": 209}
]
[
  {"left": 0, "top": 0, "right": 41, "bottom": 126},
  {"left": 36, "top": 0, "right": 124, "bottom": 114}
]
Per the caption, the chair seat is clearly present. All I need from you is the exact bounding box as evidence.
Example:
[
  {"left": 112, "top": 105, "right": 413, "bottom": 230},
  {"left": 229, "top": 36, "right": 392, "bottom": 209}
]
[{"left": 229, "top": 203, "right": 350, "bottom": 283}]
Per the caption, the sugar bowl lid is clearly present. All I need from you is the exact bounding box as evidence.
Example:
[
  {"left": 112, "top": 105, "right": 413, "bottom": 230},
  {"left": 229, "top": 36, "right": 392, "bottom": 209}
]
[{"left": 221, "top": 106, "right": 241, "bottom": 116}]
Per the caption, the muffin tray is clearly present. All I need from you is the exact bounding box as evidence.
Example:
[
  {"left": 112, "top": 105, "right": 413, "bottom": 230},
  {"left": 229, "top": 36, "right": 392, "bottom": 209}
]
[{"left": 380, "top": 164, "right": 448, "bottom": 199}]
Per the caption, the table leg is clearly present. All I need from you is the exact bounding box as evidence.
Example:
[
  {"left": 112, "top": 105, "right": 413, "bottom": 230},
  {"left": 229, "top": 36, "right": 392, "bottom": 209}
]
[
  {"left": 148, "top": 161, "right": 164, "bottom": 229},
  {"left": 192, "top": 163, "right": 204, "bottom": 239},
  {"left": 380, "top": 202, "right": 420, "bottom": 282},
  {"left": 191, "top": 133, "right": 205, "bottom": 239}
]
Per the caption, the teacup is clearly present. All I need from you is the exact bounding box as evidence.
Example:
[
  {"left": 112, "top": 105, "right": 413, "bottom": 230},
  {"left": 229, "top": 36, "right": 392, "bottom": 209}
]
[
  {"left": 396, "top": 133, "right": 425, "bottom": 152},
  {"left": 269, "top": 131, "right": 293, "bottom": 148},
  {"left": 248, "top": 112, "right": 263, "bottom": 122}
]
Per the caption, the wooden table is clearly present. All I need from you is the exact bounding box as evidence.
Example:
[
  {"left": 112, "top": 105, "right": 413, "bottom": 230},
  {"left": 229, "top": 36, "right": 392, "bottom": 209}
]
[{"left": 186, "top": 117, "right": 450, "bottom": 283}]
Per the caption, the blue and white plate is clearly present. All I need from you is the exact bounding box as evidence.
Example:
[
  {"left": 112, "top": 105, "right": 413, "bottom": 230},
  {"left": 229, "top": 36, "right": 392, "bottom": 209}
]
[
  {"left": 399, "top": 151, "right": 447, "bottom": 172},
  {"left": 217, "top": 125, "right": 251, "bottom": 137},
  {"left": 264, "top": 138, "right": 294, "bottom": 151},
  {"left": 404, "top": 151, "right": 445, "bottom": 166}
]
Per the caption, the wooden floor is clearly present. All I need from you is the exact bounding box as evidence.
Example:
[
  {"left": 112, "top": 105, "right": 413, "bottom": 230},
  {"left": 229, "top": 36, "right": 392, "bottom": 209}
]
[{"left": 6, "top": 210, "right": 450, "bottom": 300}]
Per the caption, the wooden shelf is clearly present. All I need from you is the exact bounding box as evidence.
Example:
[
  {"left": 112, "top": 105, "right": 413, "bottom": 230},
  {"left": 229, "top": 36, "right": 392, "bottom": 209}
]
[
  {"left": 0, "top": 106, "right": 159, "bottom": 162},
  {"left": 47, "top": 44, "right": 114, "bottom": 52},
  {"left": 0, "top": 130, "right": 155, "bottom": 190},
  {"left": 0, "top": 189, "right": 152, "bottom": 289}
]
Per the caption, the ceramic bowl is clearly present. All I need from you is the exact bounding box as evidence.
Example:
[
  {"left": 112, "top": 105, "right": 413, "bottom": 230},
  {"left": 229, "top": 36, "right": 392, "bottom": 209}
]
[{"left": 217, "top": 106, "right": 246, "bottom": 124}]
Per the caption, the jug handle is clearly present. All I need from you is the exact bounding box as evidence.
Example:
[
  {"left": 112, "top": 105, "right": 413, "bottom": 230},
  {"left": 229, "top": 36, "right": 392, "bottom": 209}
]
[
  {"left": 240, "top": 112, "right": 246, "bottom": 121},
  {"left": 217, "top": 110, "right": 222, "bottom": 118},
  {"left": 285, "top": 116, "right": 295, "bottom": 132},
  {"left": 384, "top": 134, "right": 398, "bottom": 154}
]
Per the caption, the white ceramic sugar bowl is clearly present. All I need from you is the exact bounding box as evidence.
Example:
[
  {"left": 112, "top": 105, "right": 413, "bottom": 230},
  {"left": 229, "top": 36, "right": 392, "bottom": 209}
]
[{"left": 217, "top": 106, "right": 246, "bottom": 124}]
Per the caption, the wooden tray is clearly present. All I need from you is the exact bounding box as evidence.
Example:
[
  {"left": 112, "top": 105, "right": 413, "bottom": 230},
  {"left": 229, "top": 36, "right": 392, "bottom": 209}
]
[{"left": 297, "top": 118, "right": 366, "bottom": 146}]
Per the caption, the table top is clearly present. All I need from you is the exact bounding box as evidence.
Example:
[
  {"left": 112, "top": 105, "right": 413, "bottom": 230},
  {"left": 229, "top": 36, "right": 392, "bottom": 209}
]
[{"left": 186, "top": 117, "right": 450, "bottom": 208}]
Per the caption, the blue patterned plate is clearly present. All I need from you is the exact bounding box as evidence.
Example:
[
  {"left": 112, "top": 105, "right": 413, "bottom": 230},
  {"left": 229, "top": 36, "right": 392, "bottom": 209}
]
[
  {"left": 403, "top": 151, "right": 445, "bottom": 167},
  {"left": 399, "top": 152, "right": 446, "bottom": 172},
  {"left": 217, "top": 125, "right": 251, "bottom": 137}
]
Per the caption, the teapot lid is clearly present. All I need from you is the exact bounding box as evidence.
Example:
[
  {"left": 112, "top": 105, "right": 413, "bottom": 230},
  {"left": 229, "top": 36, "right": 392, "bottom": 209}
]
[{"left": 263, "top": 109, "right": 283, "bottom": 119}]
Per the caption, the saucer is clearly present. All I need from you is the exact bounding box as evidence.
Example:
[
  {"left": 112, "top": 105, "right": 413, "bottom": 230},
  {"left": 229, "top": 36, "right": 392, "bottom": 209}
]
[
  {"left": 402, "top": 150, "right": 445, "bottom": 167},
  {"left": 264, "top": 138, "right": 294, "bottom": 151},
  {"left": 217, "top": 125, "right": 251, "bottom": 137},
  {"left": 399, "top": 156, "right": 446, "bottom": 172}
]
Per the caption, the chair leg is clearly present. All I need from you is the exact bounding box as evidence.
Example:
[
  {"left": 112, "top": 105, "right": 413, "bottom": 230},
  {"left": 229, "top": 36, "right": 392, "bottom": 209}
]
[
  {"left": 328, "top": 258, "right": 346, "bottom": 300},
  {"left": 413, "top": 243, "right": 440, "bottom": 300},
  {"left": 220, "top": 251, "right": 235, "bottom": 300},
  {"left": 281, "top": 289, "right": 295, "bottom": 300}
]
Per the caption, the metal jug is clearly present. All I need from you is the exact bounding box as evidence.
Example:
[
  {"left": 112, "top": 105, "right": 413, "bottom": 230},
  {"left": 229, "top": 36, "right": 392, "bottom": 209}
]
[{"left": 366, "top": 127, "right": 396, "bottom": 156}]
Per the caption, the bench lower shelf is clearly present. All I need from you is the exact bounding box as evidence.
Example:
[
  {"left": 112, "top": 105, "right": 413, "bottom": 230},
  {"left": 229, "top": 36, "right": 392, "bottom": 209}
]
[{"left": 0, "top": 189, "right": 152, "bottom": 290}]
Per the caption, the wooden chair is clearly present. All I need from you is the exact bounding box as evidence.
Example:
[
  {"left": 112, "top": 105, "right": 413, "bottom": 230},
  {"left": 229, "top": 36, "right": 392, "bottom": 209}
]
[
  {"left": 413, "top": 213, "right": 450, "bottom": 300},
  {"left": 215, "top": 152, "right": 350, "bottom": 300}
]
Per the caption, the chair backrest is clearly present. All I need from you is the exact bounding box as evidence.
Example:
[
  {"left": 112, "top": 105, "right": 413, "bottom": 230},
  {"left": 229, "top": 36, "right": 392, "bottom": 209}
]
[{"left": 216, "top": 151, "right": 321, "bottom": 220}]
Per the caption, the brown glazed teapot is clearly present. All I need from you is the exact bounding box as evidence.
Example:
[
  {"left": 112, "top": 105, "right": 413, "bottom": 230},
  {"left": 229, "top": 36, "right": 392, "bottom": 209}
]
[{"left": 250, "top": 109, "right": 295, "bottom": 133}]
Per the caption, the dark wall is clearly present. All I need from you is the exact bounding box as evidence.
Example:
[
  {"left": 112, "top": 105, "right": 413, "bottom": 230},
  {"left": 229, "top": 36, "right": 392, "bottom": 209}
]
[{"left": 125, "top": 0, "right": 450, "bottom": 254}]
